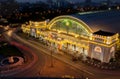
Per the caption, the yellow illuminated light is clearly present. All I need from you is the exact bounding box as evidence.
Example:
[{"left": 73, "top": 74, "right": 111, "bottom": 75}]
[
  {"left": 90, "top": 33, "right": 93, "bottom": 40},
  {"left": 66, "top": 21, "right": 70, "bottom": 26},
  {"left": 117, "top": 6, "right": 120, "bottom": 10},
  {"left": 44, "top": 34, "right": 89, "bottom": 49},
  {"left": 21, "top": 16, "right": 119, "bottom": 51},
  {"left": 110, "top": 47, "right": 115, "bottom": 53},
  {"left": 47, "top": 15, "right": 93, "bottom": 35},
  {"left": 92, "top": 34, "right": 119, "bottom": 45},
  {"left": 75, "top": 35, "right": 79, "bottom": 38},
  {"left": 58, "top": 31, "right": 61, "bottom": 33},
  {"left": 49, "top": 22, "right": 89, "bottom": 38},
  {"left": 90, "top": 40, "right": 118, "bottom": 47},
  {"left": 94, "top": 46, "right": 102, "bottom": 53},
  {"left": 30, "top": 21, "right": 47, "bottom": 28},
  {"left": 106, "top": 36, "right": 111, "bottom": 44}
]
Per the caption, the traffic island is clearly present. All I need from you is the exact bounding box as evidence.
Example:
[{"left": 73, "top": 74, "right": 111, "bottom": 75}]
[
  {"left": 0, "top": 56, "right": 24, "bottom": 71},
  {"left": 0, "top": 41, "right": 38, "bottom": 77}
]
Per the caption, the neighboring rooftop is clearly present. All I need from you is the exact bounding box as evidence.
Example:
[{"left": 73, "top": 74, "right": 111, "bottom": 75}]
[
  {"left": 93, "top": 30, "right": 116, "bottom": 36},
  {"left": 71, "top": 10, "right": 120, "bottom": 33}
]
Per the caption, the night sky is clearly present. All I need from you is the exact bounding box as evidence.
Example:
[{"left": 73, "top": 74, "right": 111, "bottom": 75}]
[{"left": 16, "top": 0, "right": 120, "bottom": 3}]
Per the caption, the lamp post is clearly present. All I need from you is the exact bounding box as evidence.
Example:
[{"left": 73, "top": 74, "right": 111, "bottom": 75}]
[
  {"left": 51, "top": 49, "right": 53, "bottom": 67},
  {"left": 50, "top": 43, "right": 54, "bottom": 67},
  {"left": 81, "top": 70, "right": 85, "bottom": 79}
]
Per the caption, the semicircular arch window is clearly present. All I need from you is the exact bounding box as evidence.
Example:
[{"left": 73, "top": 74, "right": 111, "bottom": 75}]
[{"left": 94, "top": 46, "right": 102, "bottom": 53}]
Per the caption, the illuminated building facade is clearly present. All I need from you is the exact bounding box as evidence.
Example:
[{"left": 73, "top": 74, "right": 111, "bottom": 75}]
[
  {"left": 21, "top": 15, "right": 119, "bottom": 63},
  {"left": 89, "top": 30, "right": 119, "bottom": 63},
  {"left": 22, "top": 20, "right": 48, "bottom": 38}
]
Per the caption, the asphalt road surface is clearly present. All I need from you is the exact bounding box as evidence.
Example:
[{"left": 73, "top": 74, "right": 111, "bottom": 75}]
[{"left": 2, "top": 28, "right": 120, "bottom": 79}]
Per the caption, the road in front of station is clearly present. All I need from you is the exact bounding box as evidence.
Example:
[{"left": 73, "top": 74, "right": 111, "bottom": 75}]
[
  {"left": 25, "top": 38, "right": 120, "bottom": 79},
  {"left": 8, "top": 32, "right": 87, "bottom": 78},
  {"left": 5, "top": 30, "right": 120, "bottom": 79}
]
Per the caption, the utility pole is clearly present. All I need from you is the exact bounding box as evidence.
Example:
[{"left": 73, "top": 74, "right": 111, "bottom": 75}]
[{"left": 50, "top": 45, "right": 54, "bottom": 67}]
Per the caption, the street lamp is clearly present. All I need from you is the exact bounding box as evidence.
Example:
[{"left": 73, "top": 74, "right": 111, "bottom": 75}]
[
  {"left": 51, "top": 49, "right": 53, "bottom": 67},
  {"left": 50, "top": 43, "right": 54, "bottom": 67}
]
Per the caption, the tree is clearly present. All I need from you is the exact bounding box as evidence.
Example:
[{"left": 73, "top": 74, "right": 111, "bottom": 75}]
[{"left": 0, "top": 0, "right": 19, "bottom": 17}]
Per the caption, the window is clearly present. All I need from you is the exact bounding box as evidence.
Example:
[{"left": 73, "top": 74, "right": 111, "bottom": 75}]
[
  {"left": 110, "top": 47, "right": 115, "bottom": 53},
  {"left": 94, "top": 46, "right": 102, "bottom": 53}
]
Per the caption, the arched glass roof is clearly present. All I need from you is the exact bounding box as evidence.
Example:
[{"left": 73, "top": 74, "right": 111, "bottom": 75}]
[{"left": 48, "top": 15, "right": 93, "bottom": 37}]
